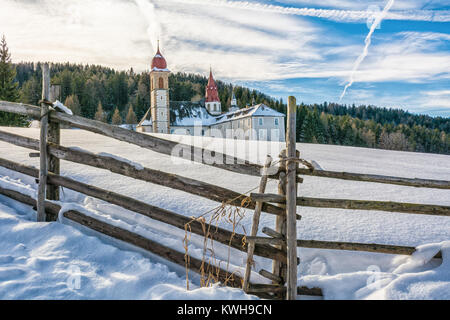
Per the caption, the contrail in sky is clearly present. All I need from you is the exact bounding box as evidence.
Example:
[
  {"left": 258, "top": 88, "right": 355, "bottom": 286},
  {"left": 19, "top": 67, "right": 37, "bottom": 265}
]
[
  {"left": 134, "top": 0, "right": 160, "bottom": 51},
  {"left": 339, "top": 0, "right": 395, "bottom": 101},
  {"left": 157, "top": 0, "right": 449, "bottom": 23}
]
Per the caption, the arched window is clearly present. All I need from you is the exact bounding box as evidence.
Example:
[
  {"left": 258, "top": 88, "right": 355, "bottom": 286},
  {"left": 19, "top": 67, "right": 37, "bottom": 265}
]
[{"left": 159, "top": 77, "right": 164, "bottom": 89}]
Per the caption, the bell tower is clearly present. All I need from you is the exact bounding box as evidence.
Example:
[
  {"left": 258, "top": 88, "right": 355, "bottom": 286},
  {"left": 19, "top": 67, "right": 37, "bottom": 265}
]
[
  {"left": 150, "top": 42, "right": 170, "bottom": 134},
  {"left": 205, "top": 68, "right": 222, "bottom": 116}
]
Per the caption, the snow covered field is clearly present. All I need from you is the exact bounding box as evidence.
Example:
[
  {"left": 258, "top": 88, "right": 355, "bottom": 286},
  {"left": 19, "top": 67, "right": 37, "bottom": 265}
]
[{"left": 0, "top": 127, "right": 449, "bottom": 300}]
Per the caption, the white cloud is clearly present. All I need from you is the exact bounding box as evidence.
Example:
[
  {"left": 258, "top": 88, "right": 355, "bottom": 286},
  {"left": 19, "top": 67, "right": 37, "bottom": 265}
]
[
  {"left": 1, "top": 0, "right": 152, "bottom": 70},
  {"left": 424, "top": 90, "right": 450, "bottom": 96},
  {"left": 1, "top": 0, "right": 449, "bottom": 115}
]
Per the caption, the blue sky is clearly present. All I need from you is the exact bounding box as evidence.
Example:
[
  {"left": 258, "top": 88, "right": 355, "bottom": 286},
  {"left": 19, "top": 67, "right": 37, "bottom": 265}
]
[{"left": 2, "top": 0, "right": 449, "bottom": 116}]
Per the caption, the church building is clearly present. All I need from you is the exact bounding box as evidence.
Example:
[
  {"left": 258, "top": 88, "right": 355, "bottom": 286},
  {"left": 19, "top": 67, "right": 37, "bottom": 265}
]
[{"left": 137, "top": 45, "right": 286, "bottom": 142}]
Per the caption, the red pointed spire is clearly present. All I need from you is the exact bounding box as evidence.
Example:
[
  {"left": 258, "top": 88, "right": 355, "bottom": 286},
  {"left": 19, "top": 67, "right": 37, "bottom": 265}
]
[
  {"left": 205, "top": 67, "right": 220, "bottom": 103},
  {"left": 151, "top": 40, "right": 168, "bottom": 71}
]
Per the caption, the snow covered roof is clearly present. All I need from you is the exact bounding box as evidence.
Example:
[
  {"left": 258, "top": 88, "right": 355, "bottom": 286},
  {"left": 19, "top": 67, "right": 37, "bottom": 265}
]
[
  {"left": 138, "top": 103, "right": 284, "bottom": 128},
  {"left": 214, "top": 104, "right": 285, "bottom": 125},
  {"left": 151, "top": 67, "right": 170, "bottom": 72}
]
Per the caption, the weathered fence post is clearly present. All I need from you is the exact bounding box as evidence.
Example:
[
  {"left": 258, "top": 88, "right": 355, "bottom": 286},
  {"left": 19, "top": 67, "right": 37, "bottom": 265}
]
[
  {"left": 285, "top": 96, "right": 298, "bottom": 300},
  {"left": 272, "top": 149, "right": 287, "bottom": 293},
  {"left": 37, "top": 63, "right": 50, "bottom": 222},
  {"left": 243, "top": 155, "right": 273, "bottom": 292},
  {"left": 47, "top": 81, "right": 61, "bottom": 206}
]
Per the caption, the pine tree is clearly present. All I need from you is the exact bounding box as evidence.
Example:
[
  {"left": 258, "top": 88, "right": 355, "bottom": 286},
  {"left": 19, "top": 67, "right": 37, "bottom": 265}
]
[
  {"left": 64, "top": 95, "right": 81, "bottom": 116},
  {"left": 125, "top": 104, "right": 137, "bottom": 124},
  {"left": 94, "top": 102, "right": 107, "bottom": 122},
  {"left": 300, "top": 111, "right": 315, "bottom": 142},
  {"left": 20, "top": 76, "right": 41, "bottom": 105},
  {"left": 111, "top": 107, "right": 122, "bottom": 125},
  {"left": 0, "top": 35, "right": 26, "bottom": 126},
  {"left": 0, "top": 35, "right": 19, "bottom": 101}
]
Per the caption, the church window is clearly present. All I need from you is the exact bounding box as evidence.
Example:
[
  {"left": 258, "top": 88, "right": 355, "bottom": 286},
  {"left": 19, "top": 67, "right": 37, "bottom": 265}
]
[
  {"left": 259, "top": 118, "right": 264, "bottom": 126},
  {"left": 275, "top": 118, "right": 279, "bottom": 126},
  {"left": 159, "top": 77, "right": 164, "bottom": 89}
]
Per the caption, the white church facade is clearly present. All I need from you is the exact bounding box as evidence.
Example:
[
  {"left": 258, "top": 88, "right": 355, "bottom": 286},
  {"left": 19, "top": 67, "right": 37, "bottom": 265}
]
[{"left": 137, "top": 45, "right": 286, "bottom": 142}]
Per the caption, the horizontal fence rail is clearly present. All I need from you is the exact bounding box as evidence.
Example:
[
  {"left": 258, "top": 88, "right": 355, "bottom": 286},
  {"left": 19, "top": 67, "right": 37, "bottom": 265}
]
[
  {"left": 246, "top": 236, "right": 442, "bottom": 259},
  {"left": 0, "top": 130, "right": 288, "bottom": 218},
  {"left": 297, "top": 168, "right": 450, "bottom": 190},
  {"left": 250, "top": 193, "right": 450, "bottom": 217},
  {"left": 0, "top": 157, "right": 286, "bottom": 262},
  {"left": 246, "top": 284, "right": 323, "bottom": 297}
]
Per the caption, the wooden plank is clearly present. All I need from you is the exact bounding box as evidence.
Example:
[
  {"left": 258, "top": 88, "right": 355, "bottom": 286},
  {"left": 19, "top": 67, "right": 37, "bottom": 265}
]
[
  {"left": 37, "top": 63, "right": 50, "bottom": 222},
  {"left": 272, "top": 149, "right": 287, "bottom": 287},
  {"left": 47, "top": 84, "right": 60, "bottom": 204},
  {"left": 246, "top": 236, "right": 284, "bottom": 246},
  {"left": 243, "top": 156, "right": 272, "bottom": 292},
  {"left": 250, "top": 193, "right": 450, "bottom": 217},
  {"left": 0, "top": 100, "right": 263, "bottom": 177},
  {"left": 297, "top": 239, "right": 442, "bottom": 259},
  {"left": 0, "top": 130, "right": 285, "bottom": 217},
  {"left": 0, "top": 186, "right": 59, "bottom": 221},
  {"left": 298, "top": 286, "right": 323, "bottom": 297},
  {"left": 0, "top": 156, "right": 286, "bottom": 262},
  {"left": 296, "top": 168, "right": 450, "bottom": 190},
  {"left": 285, "top": 96, "right": 298, "bottom": 300},
  {"left": 251, "top": 193, "right": 285, "bottom": 203},
  {"left": 259, "top": 269, "right": 283, "bottom": 283},
  {"left": 246, "top": 283, "right": 286, "bottom": 294},
  {"left": 296, "top": 197, "right": 450, "bottom": 217},
  {"left": 247, "top": 284, "right": 324, "bottom": 297},
  {"left": 262, "top": 227, "right": 284, "bottom": 239}
]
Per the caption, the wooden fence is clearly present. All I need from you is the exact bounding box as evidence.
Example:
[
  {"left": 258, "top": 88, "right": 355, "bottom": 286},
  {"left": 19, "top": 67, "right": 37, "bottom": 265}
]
[{"left": 0, "top": 65, "right": 448, "bottom": 300}]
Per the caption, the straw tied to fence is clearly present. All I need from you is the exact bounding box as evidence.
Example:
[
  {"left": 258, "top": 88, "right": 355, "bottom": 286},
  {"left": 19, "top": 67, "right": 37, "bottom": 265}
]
[{"left": 0, "top": 65, "right": 449, "bottom": 300}]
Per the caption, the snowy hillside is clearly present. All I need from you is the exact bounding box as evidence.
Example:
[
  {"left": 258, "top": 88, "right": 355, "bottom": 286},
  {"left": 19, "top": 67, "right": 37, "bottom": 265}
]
[{"left": 0, "top": 127, "right": 449, "bottom": 300}]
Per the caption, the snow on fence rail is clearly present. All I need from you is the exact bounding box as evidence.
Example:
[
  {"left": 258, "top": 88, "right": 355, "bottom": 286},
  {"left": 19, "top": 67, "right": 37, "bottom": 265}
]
[{"left": 0, "top": 72, "right": 449, "bottom": 299}]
